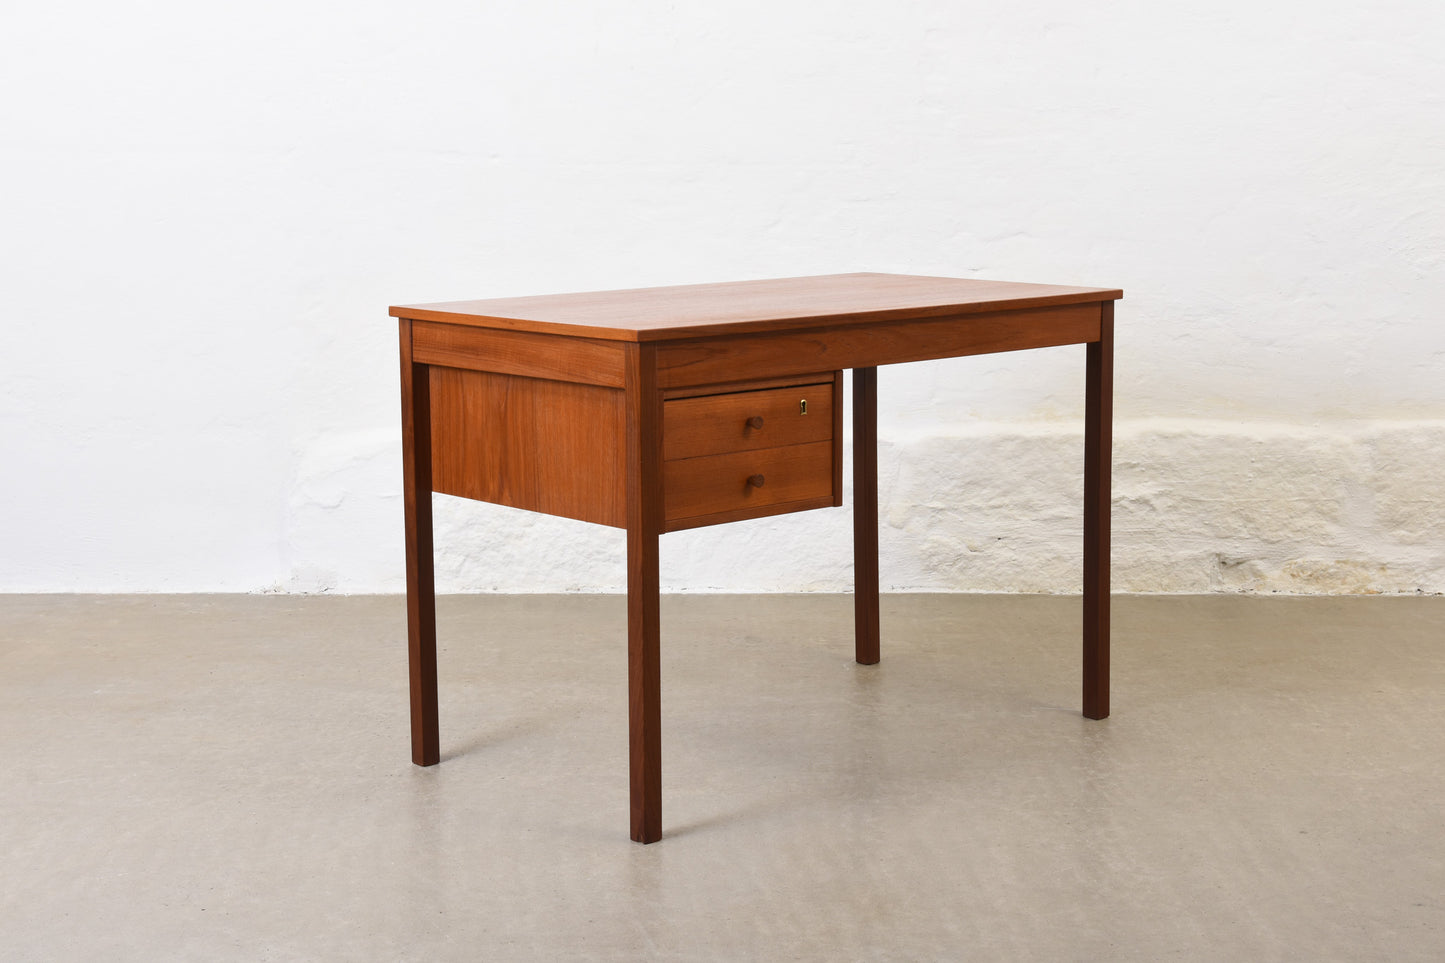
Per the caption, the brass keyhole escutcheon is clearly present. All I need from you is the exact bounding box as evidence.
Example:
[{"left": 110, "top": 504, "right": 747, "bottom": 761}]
[{"left": 799, "top": 399, "right": 808, "bottom": 415}]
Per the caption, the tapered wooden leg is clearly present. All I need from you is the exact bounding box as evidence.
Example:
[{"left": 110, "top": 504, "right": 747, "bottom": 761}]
[
  {"left": 627, "top": 526, "right": 662, "bottom": 843},
  {"left": 853, "top": 367, "right": 880, "bottom": 665},
  {"left": 624, "top": 344, "right": 663, "bottom": 842},
  {"left": 1082, "top": 303, "right": 1114, "bottom": 720},
  {"left": 400, "top": 320, "right": 440, "bottom": 765}
]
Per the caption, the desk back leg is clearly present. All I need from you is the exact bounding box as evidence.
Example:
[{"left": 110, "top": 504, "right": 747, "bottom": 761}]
[
  {"left": 400, "top": 320, "right": 441, "bottom": 765},
  {"left": 1083, "top": 303, "right": 1113, "bottom": 720},
  {"left": 853, "top": 366, "right": 880, "bottom": 665}
]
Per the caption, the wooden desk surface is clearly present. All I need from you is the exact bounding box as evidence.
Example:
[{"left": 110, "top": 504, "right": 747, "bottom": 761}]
[{"left": 391, "top": 272, "right": 1122, "bottom": 342}]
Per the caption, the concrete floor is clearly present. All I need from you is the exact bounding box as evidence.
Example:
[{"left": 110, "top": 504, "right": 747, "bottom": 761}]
[{"left": 1, "top": 594, "right": 1441, "bottom": 961}]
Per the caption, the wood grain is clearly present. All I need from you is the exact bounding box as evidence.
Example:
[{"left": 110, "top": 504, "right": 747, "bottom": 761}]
[
  {"left": 662, "top": 380, "right": 833, "bottom": 460},
  {"left": 1083, "top": 302, "right": 1113, "bottom": 720},
  {"left": 853, "top": 367, "right": 880, "bottom": 666},
  {"left": 399, "top": 320, "right": 440, "bottom": 767},
  {"left": 653, "top": 303, "right": 1101, "bottom": 387},
  {"left": 661, "top": 371, "right": 838, "bottom": 400},
  {"left": 412, "top": 320, "right": 625, "bottom": 387},
  {"left": 624, "top": 343, "right": 664, "bottom": 844},
  {"left": 428, "top": 367, "right": 626, "bottom": 528},
  {"left": 392, "top": 273, "right": 1122, "bottom": 342},
  {"left": 830, "top": 370, "right": 843, "bottom": 506},
  {"left": 663, "top": 441, "right": 834, "bottom": 524},
  {"left": 662, "top": 495, "right": 839, "bottom": 533}
]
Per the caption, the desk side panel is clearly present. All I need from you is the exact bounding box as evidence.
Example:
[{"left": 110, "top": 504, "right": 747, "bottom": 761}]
[
  {"left": 653, "top": 302, "right": 1103, "bottom": 387},
  {"left": 429, "top": 367, "right": 626, "bottom": 528},
  {"left": 412, "top": 320, "right": 627, "bottom": 387}
]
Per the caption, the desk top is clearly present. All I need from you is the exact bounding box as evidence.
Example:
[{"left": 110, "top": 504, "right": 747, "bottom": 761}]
[{"left": 391, "top": 273, "right": 1121, "bottom": 343}]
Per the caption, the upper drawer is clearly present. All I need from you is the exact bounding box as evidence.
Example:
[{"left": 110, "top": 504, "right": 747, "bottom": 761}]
[{"left": 663, "top": 381, "right": 834, "bottom": 460}]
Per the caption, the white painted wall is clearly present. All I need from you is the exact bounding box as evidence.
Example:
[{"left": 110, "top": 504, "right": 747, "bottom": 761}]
[{"left": 2, "top": 1, "right": 1442, "bottom": 594}]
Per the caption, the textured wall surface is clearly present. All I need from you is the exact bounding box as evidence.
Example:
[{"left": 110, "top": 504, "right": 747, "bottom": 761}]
[{"left": 2, "top": 1, "right": 1442, "bottom": 593}]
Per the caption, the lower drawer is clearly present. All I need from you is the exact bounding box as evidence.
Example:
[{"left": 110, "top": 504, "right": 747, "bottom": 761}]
[{"left": 663, "top": 441, "right": 834, "bottom": 528}]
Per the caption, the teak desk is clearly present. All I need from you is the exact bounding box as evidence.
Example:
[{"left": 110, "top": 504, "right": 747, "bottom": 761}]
[{"left": 391, "top": 273, "right": 1121, "bottom": 843}]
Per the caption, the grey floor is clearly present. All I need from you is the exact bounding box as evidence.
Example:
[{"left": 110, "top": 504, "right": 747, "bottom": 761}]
[{"left": 1, "top": 594, "right": 1442, "bottom": 961}]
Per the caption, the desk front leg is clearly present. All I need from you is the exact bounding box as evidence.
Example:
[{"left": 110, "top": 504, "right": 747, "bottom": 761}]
[
  {"left": 400, "top": 320, "right": 440, "bottom": 765},
  {"left": 626, "top": 525, "right": 662, "bottom": 842},
  {"left": 625, "top": 344, "right": 664, "bottom": 843},
  {"left": 1083, "top": 302, "right": 1113, "bottom": 720}
]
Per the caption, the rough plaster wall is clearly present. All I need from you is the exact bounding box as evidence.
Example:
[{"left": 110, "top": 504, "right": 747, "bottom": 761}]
[
  {"left": 418, "top": 417, "right": 1445, "bottom": 596},
  {"left": 2, "top": 1, "right": 1443, "bottom": 593}
]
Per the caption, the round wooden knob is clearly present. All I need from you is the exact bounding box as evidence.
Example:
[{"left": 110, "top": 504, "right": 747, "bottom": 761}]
[
  {"left": 745, "top": 416, "right": 764, "bottom": 430},
  {"left": 746, "top": 474, "right": 765, "bottom": 488}
]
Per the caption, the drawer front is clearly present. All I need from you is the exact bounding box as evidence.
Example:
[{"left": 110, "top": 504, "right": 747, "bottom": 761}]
[
  {"left": 663, "top": 382, "right": 833, "bottom": 461},
  {"left": 664, "top": 442, "right": 833, "bottom": 523}
]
